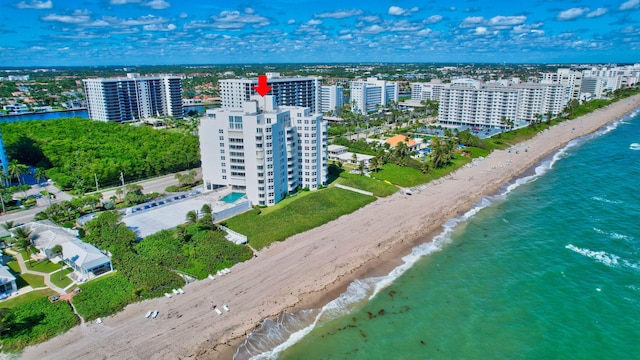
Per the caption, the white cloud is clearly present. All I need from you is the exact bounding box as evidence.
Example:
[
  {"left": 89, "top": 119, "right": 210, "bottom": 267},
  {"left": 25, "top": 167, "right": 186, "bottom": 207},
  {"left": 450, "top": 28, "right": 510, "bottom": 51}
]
[
  {"left": 245, "top": 7, "right": 254, "bottom": 14},
  {"left": 388, "top": 6, "right": 419, "bottom": 16},
  {"left": 460, "top": 16, "right": 485, "bottom": 28},
  {"left": 579, "top": 8, "right": 604, "bottom": 19},
  {"left": 42, "top": 10, "right": 92, "bottom": 24},
  {"left": 556, "top": 7, "right": 590, "bottom": 21},
  {"left": 178, "top": 12, "right": 188, "bottom": 19},
  {"left": 488, "top": 15, "right": 526, "bottom": 28},
  {"left": 110, "top": 0, "right": 141, "bottom": 4},
  {"left": 143, "top": 0, "right": 170, "bottom": 10},
  {"left": 425, "top": 15, "right": 443, "bottom": 24},
  {"left": 105, "top": 15, "right": 167, "bottom": 26},
  {"left": 315, "top": 9, "right": 363, "bottom": 19},
  {"left": 586, "top": 8, "right": 607, "bottom": 18},
  {"left": 15, "top": 0, "right": 52, "bottom": 9},
  {"left": 338, "top": 33, "right": 353, "bottom": 40},
  {"left": 474, "top": 26, "right": 489, "bottom": 35},
  {"left": 361, "top": 25, "right": 385, "bottom": 34},
  {"left": 416, "top": 28, "right": 432, "bottom": 36},
  {"left": 143, "top": 23, "right": 176, "bottom": 31},
  {"left": 287, "top": 19, "right": 295, "bottom": 25},
  {"left": 209, "top": 9, "right": 270, "bottom": 29},
  {"left": 619, "top": 0, "right": 639, "bottom": 10},
  {"left": 307, "top": 19, "right": 322, "bottom": 25},
  {"left": 360, "top": 15, "right": 381, "bottom": 23}
]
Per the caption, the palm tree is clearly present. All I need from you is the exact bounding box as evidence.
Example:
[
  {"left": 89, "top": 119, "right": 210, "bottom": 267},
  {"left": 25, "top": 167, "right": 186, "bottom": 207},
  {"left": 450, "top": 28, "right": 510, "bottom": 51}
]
[
  {"left": 394, "top": 141, "right": 410, "bottom": 166},
  {"left": 369, "top": 156, "right": 379, "bottom": 173},
  {"left": 2, "top": 221, "right": 14, "bottom": 232},
  {"left": 7, "top": 160, "right": 28, "bottom": 185},
  {"left": 33, "top": 168, "right": 47, "bottom": 185},
  {"left": 201, "top": 203, "right": 212, "bottom": 215},
  {"left": 51, "top": 244, "right": 64, "bottom": 281},
  {"left": 175, "top": 173, "right": 184, "bottom": 187},
  {"left": 12, "top": 226, "right": 34, "bottom": 267},
  {"left": 185, "top": 210, "right": 198, "bottom": 225},
  {"left": 115, "top": 187, "right": 124, "bottom": 201}
]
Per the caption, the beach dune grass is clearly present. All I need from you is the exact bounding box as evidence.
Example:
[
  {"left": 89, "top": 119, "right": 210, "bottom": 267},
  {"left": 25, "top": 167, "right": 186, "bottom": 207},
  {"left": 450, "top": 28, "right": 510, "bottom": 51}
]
[
  {"left": 73, "top": 272, "right": 137, "bottom": 322},
  {"left": 224, "top": 187, "right": 376, "bottom": 250}
]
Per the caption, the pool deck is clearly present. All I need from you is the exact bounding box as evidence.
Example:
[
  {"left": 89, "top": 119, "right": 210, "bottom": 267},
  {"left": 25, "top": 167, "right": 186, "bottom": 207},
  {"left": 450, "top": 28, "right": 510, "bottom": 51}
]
[{"left": 121, "top": 190, "right": 245, "bottom": 238}]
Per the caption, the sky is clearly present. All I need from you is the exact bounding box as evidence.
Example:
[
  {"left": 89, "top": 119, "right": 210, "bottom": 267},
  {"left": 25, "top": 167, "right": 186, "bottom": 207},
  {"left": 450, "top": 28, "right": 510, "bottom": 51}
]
[{"left": 0, "top": 0, "right": 639, "bottom": 66}]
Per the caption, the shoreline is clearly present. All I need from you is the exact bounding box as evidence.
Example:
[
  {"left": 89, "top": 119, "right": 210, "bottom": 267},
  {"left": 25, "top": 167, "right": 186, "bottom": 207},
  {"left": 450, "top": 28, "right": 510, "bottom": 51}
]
[{"left": 18, "top": 94, "right": 640, "bottom": 360}]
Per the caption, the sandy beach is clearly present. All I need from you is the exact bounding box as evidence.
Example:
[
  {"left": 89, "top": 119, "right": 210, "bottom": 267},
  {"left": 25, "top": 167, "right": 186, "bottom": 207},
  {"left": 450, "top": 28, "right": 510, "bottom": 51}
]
[{"left": 19, "top": 94, "right": 640, "bottom": 360}]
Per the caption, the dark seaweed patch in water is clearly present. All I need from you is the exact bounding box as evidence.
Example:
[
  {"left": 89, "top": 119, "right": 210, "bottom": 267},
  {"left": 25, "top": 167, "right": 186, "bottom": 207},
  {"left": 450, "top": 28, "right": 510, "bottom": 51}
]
[
  {"left": 367, "top": 311, "right": 375, "bottom": 319},
  {"left": 388, "top": 290, "right": 396, "bottom": 298},
  {"left": 378, "top": 309, "right": 385, "bottom": 316}
]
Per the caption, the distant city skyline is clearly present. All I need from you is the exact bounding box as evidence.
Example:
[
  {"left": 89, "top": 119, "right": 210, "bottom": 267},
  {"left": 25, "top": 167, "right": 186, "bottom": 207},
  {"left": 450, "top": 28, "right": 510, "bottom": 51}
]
[{"left": 1, "top": 0, "right": 639, "bottom": 67}]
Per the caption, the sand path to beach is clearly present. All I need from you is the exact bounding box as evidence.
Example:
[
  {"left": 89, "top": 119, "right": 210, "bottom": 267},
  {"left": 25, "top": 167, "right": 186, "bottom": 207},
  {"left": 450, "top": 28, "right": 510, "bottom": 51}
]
[{"left": 20, "top": 95, "right": 640, "bottom": 360}]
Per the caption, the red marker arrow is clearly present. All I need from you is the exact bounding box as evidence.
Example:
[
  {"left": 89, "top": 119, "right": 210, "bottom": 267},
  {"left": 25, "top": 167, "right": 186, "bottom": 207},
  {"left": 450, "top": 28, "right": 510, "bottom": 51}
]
[{"left": 253, "top": 75, "right": 272, "bottom": 97}]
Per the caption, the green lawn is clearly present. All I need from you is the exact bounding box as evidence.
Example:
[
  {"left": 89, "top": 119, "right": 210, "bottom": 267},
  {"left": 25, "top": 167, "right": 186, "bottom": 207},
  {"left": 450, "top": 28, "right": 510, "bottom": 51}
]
[
  {"left": 29, "top": 259, "right": 61, "bottom": 274},
  {"left": 50, "top": 268, "right": 74, "bottom": 289},
  {"left": 6, "top": 260, "right": 21, "bottom": 273},
  {"left": 19, "top": 273, "right": 46, "bottom": 289},
  {"left": 335, "top": 172, "right": 398, "bottom": 197},
  {"left": 224, "top": 187, "right": 376, "bottom": 250},
  {"left": 370, "top": 163, "right": 431, "bottom": 187},
  {"left": 0, "top": 289, "right": 56, "bottom": 309}
]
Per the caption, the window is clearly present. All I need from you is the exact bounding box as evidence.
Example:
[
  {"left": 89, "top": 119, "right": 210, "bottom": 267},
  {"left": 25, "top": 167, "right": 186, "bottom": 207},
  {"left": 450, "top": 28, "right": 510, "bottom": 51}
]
[
  {"left": 222, "top": 175, "right": 227, "bottom": 180},
  {"left": 221, "top": 156, "right": 226, "bottom": 160},
  {"left": 219, "top": 136, "right": 224, "bottom": 140},
  {"left": 218, "top": 129, "right": 224, "bottom": 133},
  {"left": 229, "top": 115, "right": 243, "bottom": 129}
]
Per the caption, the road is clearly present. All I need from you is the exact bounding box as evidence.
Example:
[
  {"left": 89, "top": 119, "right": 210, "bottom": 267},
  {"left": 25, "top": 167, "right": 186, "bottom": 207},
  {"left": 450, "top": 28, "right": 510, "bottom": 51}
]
[
  {"left": 0, "top": 168, "right": 202, "bottom": 236},
  {"left": 0, "top": 182, "right": 72, "bottom": 236},
  {"left": 96, "top": 168, "right": 202, "bottom": 199}
]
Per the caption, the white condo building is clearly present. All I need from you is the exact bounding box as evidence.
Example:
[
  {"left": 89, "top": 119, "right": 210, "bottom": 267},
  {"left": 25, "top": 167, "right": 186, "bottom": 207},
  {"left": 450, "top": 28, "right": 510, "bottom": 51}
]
[
  {"left": 438, "top": 79, "right": 568, "bottom": 128},
  {"left": 350, "top": 77, "right": 399, "bottom": 114},
  {"left": 83, "top": 73, "right": 183, "bottom": 122},
  {"left": 219, "top": 73, "right": 322, "bottom": 113},
  {"left": 320, "top": 85, "right": 344, "bottom": 113},
  {"left": 199, "top": 95, "right": 328, "bottom": 206},
  {"left": 540, "top": 69, "right": 583, "bottom": 100},
  {"left": 411, "top": 80, "right": 447, "bottom": 101}
]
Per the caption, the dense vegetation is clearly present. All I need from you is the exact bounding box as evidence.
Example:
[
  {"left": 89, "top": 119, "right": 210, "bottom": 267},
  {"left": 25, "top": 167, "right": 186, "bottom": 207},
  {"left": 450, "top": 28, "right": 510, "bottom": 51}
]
[
  {"left": 136, "top": 225, "right": 253, "bottom": 279},
  {"left": 72, "top": 273, "right": 136, "bottom": 321},
  {"left": 0, "top": 297, "right": 79, "bottom": 352},
  {"left": 0, "top": 118, "right": 200, "bottom": 192},
  {"left": 82, "top": 211, "right": 184, "bottom": 298},
  {"left": 224, "top": 187, "right": 376, "bottom": 250}
]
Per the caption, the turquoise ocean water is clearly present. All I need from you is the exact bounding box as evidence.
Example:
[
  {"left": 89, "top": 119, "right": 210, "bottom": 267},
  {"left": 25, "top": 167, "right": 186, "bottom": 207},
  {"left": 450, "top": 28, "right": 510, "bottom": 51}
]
[{"left": 235, "top": 108, "right": 640, "bottom": 360}]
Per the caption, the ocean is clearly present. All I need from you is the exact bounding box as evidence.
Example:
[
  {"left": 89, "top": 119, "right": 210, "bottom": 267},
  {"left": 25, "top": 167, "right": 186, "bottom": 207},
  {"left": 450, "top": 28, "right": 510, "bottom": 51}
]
[{"left": 235, "top": 108, "right": 640, "bottom": 360}]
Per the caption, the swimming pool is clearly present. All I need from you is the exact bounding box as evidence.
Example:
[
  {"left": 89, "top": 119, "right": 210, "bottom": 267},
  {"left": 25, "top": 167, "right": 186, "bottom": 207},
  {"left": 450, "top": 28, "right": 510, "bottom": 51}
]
[{"left": 220, "top": 192, "right": 245, "bottom": 203}]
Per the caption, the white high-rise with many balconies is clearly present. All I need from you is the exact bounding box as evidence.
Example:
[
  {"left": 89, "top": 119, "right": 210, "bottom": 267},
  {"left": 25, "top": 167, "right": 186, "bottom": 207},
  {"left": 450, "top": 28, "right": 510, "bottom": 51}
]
[
  {"left": 219, "top": 73, "right": 322, "bottom": 114},
  {"left": 320, "top": 85, "right": 344, "bottom": 113},
  {"left": 349, "top": 77, "right": 399, "bottom": 114},
  {"left": 199, "top": 95, "right": 328, "bottom": 206},
  {"left": 83, "top": 73, "right": 183, "bottom": 122},
  {"left": 438, "top": 79, "right": 568, "bottom": 128}
]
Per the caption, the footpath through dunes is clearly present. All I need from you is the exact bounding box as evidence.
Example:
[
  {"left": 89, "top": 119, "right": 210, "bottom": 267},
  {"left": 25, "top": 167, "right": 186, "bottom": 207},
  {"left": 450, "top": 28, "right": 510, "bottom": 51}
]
[{"left": 19, "top": 95, "right": 640, "bottom": 360}]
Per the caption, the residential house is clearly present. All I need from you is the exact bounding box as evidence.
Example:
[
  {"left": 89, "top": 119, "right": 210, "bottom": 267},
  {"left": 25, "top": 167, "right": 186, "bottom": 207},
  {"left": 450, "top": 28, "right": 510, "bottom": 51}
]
[{"left": 0, "top": 265, "right": 17, "bottom": 297}]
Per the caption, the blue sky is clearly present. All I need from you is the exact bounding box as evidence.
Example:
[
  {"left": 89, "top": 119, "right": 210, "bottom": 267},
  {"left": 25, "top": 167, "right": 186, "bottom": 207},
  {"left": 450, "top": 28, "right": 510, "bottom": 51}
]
[{"left": 1, "top": 0, "right": 639, "bottom": 66}]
